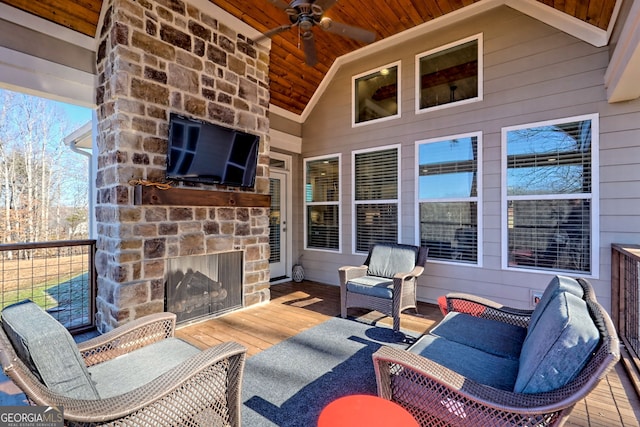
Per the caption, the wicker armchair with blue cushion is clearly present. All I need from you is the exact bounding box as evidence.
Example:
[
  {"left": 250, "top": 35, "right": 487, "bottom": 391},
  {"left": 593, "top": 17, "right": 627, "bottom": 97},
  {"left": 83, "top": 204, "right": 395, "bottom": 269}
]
[
  {"left": 0, "top": 300, "right": 246, "bottom": 426},
  {"left": 339, "top": 243, "right": 428, "bottom": 332},
  {"left": 372, "top": 275, "right": 620, "bottom": 426}
]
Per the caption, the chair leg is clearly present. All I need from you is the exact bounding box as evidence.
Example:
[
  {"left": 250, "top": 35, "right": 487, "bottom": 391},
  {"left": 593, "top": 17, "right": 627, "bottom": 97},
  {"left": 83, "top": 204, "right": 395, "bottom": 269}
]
[
  {"left": 341, "top": 292, "right": 347, "bottom": 319},
  {"left": 392, "top": 315, "right": 400, "bottom": 332}
]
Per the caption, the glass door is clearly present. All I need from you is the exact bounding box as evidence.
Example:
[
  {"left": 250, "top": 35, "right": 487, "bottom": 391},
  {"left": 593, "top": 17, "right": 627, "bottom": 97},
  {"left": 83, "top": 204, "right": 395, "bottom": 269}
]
[{"left": 269, "top": 170, "right": 288, "bottom": 279}]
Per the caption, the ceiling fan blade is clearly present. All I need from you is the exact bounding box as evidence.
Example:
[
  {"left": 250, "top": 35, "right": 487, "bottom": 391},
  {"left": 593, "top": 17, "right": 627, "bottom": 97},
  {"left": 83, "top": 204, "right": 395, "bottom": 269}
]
[
  {"left": 319, "top": 18, "right": 376, "bottom": 44},
  {"left": 314, "top": 0, "right": 338, "bottom": 11},
  {"left": 302, "top": 31, "right": 318, "bottom": 66},
  {"left": 257, "top": 24, "right": 293, "bottom": 41},
  {"left": 266, "top": 0, "right": 290, "bottom": 10}
]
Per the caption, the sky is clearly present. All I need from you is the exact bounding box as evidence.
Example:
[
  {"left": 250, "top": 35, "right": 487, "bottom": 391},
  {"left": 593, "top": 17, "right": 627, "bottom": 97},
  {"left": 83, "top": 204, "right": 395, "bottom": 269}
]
[
  {"left": 59, "top": 101, "right": 93, "bottom": 127},
  {"left": 0, "top": 88, "right": 94, "bottom": 207},
  {"left": 55, "top": 98, "right": 93, "bottom": 129},
  {"left": 418, "top": 136, "right": 476, "bottom": 200}
]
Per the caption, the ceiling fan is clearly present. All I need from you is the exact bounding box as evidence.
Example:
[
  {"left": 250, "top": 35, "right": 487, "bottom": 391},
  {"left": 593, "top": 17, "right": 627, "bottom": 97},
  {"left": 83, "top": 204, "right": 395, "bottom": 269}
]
[{"left": 260, "top": 0, "right": 376, "bottom": 66}]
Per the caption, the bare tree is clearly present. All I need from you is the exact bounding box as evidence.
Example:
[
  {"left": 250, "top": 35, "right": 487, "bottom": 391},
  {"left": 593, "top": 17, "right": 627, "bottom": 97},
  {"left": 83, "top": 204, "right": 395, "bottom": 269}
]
[{"left": 0, "top": 89, "right": 89, "bottom": 248}]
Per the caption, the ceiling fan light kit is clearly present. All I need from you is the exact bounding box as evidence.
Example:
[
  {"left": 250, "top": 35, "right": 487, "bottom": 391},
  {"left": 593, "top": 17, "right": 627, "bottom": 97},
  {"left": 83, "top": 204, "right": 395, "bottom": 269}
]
[{"left": 259, "top": 0, "right": 376, "bottom": 66}]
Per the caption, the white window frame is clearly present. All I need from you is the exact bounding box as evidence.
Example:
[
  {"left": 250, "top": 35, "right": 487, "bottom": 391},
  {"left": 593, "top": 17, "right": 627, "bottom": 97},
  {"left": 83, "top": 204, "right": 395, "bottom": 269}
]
[
  {"left": 351, "top": 144, "right": 401, "bottom": 254},
  {"left": 352, "top": 60, "right": 402, "bottom": 127},
  {"left": 304, "top": 153, "right": 342, "bottom": 253},
  {"left": 501, "top": 114, "right": 599, "bottom": 278},
  {"left": 415, "top": 33, "right": 483, "bottom": 115},
  {"left": 415, "top": 132, "right": 483, "bottom": 266}
]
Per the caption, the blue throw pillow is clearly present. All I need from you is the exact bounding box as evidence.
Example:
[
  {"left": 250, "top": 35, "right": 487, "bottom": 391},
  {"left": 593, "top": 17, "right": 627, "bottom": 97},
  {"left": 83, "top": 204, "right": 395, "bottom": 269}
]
[
  {"left": 514, "top": 292, "right": 599, "bottom": 394},
  {"left": 528, "top": 275, "right": 584, "bottom": 333}
]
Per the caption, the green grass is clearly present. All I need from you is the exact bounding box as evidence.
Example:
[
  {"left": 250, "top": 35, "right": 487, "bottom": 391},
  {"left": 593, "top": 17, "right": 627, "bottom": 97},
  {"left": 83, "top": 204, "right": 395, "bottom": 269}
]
[{"left": 1, "top": 272, "right": 88, "bottom": 311}]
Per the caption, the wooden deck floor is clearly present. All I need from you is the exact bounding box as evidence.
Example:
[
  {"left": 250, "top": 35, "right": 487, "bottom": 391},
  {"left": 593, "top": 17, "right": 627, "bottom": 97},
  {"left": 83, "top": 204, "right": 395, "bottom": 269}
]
[{"left": 177, "top": 280, "right": 640, "bottom": 427}]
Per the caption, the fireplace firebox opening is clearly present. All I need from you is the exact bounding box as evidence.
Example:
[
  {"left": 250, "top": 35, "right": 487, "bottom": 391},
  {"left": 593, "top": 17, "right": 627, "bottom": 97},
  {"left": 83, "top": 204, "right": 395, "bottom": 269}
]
[{"left": 165, "top": 251, "right": 243, "bottom": 324}]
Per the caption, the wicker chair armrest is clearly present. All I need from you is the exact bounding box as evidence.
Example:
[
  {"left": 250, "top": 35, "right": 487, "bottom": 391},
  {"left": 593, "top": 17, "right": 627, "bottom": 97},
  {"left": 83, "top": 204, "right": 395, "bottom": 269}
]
[
  {"left": 29, "top": 341, "right": 247, "bottom": 424},
  {"left": 338, "top": 265, "right": 368, "bottom": 285},
  {"left": 390, "top": 266, "right": 424, "bottom": 294},
  {"left": 441, "top": 292, "right": 533, "bottom": 328},
  {"left": 393, "top": 265, "right": 424, "bottom": 282},
  {"left": 77, "top": 312, "right": 177, "bottom": 366},
  {"left": 372, "top": 346, "right": 587, "bottom": 424}
]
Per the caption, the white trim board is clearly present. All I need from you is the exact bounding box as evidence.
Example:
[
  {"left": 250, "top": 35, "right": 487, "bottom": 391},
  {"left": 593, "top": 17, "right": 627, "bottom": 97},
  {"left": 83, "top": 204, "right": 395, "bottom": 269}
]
[
  {"left": 270, "top": 129, "right": 302, "bottom": 154},
  {"left": 604, "top": 0, "right": 640, "bottom": 103},
  {"left": 0, "top": 47, "right": 96, "bottom": 107}
]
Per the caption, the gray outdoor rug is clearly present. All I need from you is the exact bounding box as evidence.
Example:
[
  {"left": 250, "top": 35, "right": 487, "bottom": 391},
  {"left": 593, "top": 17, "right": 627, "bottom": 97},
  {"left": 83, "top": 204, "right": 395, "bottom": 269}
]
[{"left": 241, "top": 316, "right": 417, "bottom": 426}]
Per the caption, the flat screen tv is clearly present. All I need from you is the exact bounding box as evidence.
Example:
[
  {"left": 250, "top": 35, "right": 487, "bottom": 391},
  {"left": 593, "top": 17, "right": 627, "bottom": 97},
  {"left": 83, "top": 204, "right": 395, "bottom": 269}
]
[{"left": 166, "top": 113, "right": 260, "bottom": 188}]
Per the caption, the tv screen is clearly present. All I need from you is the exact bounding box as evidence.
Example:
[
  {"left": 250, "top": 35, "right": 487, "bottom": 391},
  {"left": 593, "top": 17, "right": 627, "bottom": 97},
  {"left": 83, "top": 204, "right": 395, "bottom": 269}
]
[{"left": 166, "top": 114, "right": 260, "bottom": 188}]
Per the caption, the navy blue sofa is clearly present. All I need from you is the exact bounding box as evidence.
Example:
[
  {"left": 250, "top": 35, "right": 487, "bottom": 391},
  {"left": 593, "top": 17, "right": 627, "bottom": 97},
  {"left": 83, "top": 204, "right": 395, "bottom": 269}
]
[{"left": 372, "top": 275, "right": 620, "bottom": 426}]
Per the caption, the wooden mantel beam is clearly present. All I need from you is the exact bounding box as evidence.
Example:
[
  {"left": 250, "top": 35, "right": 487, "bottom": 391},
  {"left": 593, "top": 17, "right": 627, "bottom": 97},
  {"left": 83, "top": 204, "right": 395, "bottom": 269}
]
[{"left": 133, "top": 186, "right": 271, "bottom": 207}]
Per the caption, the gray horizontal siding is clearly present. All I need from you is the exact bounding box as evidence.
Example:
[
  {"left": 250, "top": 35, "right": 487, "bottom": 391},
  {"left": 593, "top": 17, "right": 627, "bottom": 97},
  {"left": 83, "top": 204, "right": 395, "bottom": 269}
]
[{"left": 297, "top": 5, "right": 640, "bottom": 313}]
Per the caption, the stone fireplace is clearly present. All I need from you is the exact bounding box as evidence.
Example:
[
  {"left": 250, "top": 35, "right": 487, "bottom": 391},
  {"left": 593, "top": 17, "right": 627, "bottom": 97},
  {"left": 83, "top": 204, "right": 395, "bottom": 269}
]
[{"left": 94, "top": 0, "right": 271, "bottom": 332}]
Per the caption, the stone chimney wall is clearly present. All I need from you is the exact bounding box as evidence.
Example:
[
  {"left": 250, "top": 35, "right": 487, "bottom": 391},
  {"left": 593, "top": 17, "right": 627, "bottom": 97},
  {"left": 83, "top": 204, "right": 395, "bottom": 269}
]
[{"left": 94, "top": 0, "right": 271, "bottom": 332}]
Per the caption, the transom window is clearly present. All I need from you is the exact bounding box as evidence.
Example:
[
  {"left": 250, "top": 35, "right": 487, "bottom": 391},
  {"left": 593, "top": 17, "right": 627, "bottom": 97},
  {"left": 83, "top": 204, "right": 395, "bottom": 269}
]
[
  {"left": 416, "top": 34, "right": 482, "bottom": 113},
  {"left": 353, "top": 61, "right": 401, "bottom": 126},
  {"left": 353, "top": 146, "right": 400, "bottom": 253},
  {"left": 502, "top": 115, "right": 598, "bottom": 275},
  {"left": 417, "top": 133, "right": 482, "bottom": 264},
  {"left": 304, "top": 155, "right": 341, "bottom": 252}
]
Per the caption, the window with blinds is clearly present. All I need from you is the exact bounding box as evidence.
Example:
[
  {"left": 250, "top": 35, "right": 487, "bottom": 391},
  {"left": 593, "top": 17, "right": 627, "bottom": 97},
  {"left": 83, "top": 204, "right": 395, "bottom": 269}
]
[
  {"left": 417, "top": 133, "right": 481, "bottom": 264},
  {"left": 304, "top": 155, "right": 340, "bottom": 251},
  {"left": 503, "top": 115, "right": 597, "bottom": 274},
  {"left": 353, "top": 146, "right": 399, "bottom": 253}
]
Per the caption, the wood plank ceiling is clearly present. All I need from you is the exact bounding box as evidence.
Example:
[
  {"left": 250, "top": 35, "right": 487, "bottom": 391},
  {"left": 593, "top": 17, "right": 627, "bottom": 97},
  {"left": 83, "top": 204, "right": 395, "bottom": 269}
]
[{"left": 0, "top": 0, "right": 618, "bottom": 116}]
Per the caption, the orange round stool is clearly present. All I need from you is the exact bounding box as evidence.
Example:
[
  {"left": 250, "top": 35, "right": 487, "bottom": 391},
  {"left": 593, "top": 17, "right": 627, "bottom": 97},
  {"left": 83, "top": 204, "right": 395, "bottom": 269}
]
[{"left": 317, "top": 394, "right": 419, "bottom": 427}]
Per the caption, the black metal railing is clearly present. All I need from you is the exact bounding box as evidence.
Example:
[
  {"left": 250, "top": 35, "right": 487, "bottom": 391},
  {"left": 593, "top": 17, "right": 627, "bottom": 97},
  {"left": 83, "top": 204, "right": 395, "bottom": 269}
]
[
  {"left": 611, "top": 244, "right": 640, "bottom": 398},
  {"left": 0, "top": 240, "right": 96, "bottom": 334}
]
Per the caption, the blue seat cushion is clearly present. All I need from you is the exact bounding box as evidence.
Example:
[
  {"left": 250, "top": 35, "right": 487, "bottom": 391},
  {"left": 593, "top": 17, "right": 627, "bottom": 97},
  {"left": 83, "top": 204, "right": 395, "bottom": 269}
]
[
  {"left": 430, "top": 312, "right": 527, "bottom": 360},
  {"left": 409, "top": 334, "right": 519, "bottom": 391},
  {"left": 1, "top": 300, "right": 99, "bottom": 399},
  {"left": 528, "top": 275, "right": 585, "bottom": 333},
  {"left": 88, "top": 337, "right": 202, "bottom": 398},
  {"left": 366, "top": 244, "right": 418, "bottom": 279},
  {"left": 515, "top": 292, "right": 599, "bottom": 394},
  {"left": 346, "top": 276, "right": 394, "bottom": 299}
]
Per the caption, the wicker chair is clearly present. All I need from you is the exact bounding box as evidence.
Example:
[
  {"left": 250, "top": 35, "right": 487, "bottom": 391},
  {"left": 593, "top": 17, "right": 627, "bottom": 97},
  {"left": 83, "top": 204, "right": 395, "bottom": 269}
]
[
  {"left": 372, "top": 276, "right": 620, "bottom": 426},
  {"left": 0, "top": 300, "right": 246, "bottom": 426},
  {"left": 339, "top": 243, "right": 428, "bottom": 332}
]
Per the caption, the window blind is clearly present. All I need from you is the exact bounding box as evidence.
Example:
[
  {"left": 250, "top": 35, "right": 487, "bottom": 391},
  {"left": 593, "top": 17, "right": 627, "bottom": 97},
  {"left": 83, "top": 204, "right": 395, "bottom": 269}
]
[
  {"left": 354, "top": 148, "right": 398, "bottom": 252},
  {"left": 268, "top": 178, "right": 281, "bottom": 263}
]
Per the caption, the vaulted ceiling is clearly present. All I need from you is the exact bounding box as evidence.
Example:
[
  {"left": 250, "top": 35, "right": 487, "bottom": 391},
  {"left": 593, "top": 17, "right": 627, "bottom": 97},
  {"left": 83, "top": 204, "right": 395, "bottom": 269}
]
[{"left": 0, "top": 0, "right": 620, "bottom": 117}]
